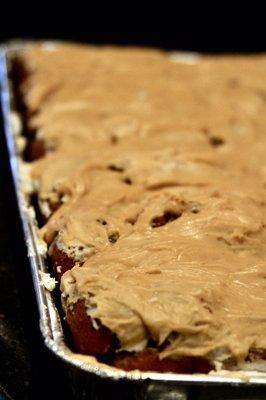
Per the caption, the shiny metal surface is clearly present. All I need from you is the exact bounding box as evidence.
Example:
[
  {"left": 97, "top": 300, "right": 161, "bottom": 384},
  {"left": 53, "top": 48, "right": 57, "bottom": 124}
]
[{"left": 1, "top": 43, "right": 266, "bottom": 399}]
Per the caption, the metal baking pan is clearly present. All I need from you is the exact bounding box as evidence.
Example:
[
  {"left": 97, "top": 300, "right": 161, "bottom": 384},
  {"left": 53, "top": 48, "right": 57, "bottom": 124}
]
[{"left": 1, "top": 41, "right": 266, "bottom": 400}]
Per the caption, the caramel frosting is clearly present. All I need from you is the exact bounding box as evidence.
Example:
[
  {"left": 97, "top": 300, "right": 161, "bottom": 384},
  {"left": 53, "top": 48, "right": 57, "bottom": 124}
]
[{"left": 19, "top": 43, "right": 266, "bottom": 363}]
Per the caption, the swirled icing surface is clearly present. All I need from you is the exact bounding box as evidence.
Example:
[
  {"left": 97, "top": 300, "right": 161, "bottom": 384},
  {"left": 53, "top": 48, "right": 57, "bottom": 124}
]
[{"left": 20, "top": 44, "right": 266, "bottom": 362}]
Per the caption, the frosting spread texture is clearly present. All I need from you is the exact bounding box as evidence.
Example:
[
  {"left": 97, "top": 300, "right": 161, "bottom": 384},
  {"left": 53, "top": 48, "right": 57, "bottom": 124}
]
[{"left": 19, "top": 44, "right": 266, "bottom": 363}]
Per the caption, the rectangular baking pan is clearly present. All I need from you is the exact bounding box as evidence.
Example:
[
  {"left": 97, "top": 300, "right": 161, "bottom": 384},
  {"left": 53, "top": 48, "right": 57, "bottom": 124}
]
[{"left": 1, "top": 41, "right": 266, "bottom": 400}]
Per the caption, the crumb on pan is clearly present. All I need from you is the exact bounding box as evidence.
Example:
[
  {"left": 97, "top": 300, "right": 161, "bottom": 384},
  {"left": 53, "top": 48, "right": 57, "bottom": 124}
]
[{"left": 39, "top": 270, "right": 57, "bottom": 291}]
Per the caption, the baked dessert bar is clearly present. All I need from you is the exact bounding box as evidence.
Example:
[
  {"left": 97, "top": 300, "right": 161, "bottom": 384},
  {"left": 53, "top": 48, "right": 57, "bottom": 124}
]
[{"left": 11, "top": 43, "right": 266, "bottom": 373}]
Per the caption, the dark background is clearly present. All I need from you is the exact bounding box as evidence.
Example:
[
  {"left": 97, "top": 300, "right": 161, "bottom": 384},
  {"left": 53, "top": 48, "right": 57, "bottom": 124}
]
[
  {"left": 0, "top": 12, "right": 266, "bottom": 400},
  {"left": 0, "top": 8, "right": 266, "bottom": 53}
]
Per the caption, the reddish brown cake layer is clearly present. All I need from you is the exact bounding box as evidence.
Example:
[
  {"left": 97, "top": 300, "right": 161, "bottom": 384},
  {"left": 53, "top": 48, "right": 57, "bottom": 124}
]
[
  {"left": 66, "top": 299, "right": 117, "bottom": 356},
  {"left": 24, "top": 138, "right": 46, "bottom": 161},
  {"left": 11, "top": 57, "right": 46, "bottom": 162},
  {"left": 112, "top": 350, "right": 212, "bottom": 374},
  {"left": 50, "top": 242, "right": 77, "bottom": 280},
  {"left": 66, "top": 299, "right": 213, "bottom": 373}
]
